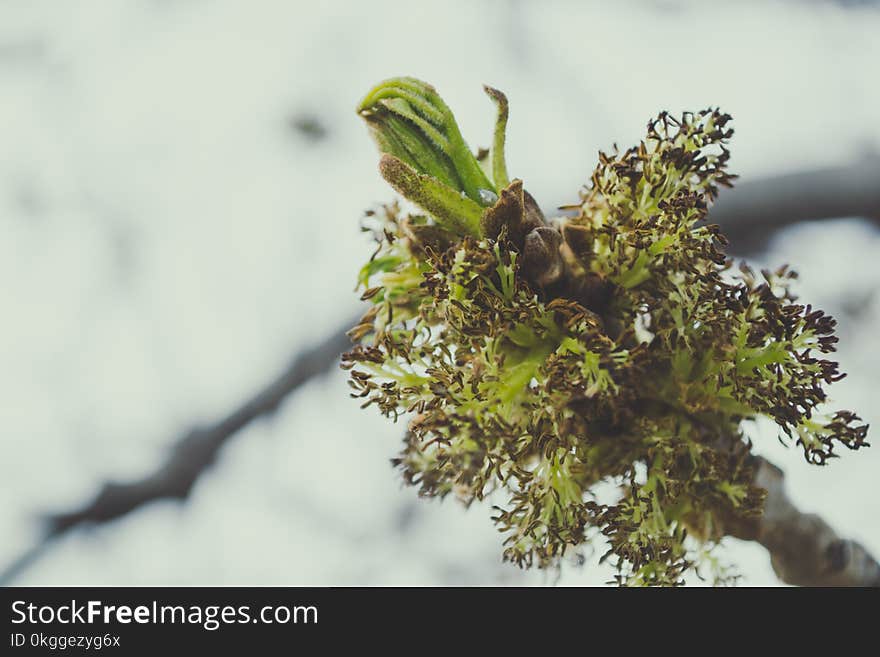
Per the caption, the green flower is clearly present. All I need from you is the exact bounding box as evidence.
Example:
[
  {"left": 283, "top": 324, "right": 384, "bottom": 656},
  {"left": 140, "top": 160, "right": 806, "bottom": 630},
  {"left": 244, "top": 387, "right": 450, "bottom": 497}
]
[{"left": 343, "top": 79, "right": 869, "bottom": 585}]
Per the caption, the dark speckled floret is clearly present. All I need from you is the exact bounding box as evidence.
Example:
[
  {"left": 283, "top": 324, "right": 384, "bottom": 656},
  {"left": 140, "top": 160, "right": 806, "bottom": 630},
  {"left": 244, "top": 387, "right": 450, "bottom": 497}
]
[{"left": 343, "top": 94, "right": 869, "bottom": 585}]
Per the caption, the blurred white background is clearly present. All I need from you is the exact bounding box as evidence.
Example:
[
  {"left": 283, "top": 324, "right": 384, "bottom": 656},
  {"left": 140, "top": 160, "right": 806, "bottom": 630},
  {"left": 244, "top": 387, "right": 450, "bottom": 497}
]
[{"left": 1, "top": 0, "right": 878, "bottom": 586}]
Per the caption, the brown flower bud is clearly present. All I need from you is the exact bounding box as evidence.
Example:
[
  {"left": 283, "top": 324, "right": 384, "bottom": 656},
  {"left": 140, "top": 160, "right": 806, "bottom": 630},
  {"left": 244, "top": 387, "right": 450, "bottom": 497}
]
[{"left": 522, "top": 226, "right": 565, "bottom": 289}]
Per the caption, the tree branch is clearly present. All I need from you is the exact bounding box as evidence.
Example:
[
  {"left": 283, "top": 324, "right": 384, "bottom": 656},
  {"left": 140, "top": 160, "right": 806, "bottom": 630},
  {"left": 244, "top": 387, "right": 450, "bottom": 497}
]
[
  {"left": 727, "top": 456, "right": 880, "bottom": 586},
  {"left": 711, "top": 154, "right": 880, "bottom": 252},
  {"left": 0, "top": 316, "right": 357, "bottom": 585},
  {"left": 47, "top": 319, "right": 356, "bottom": 534}
]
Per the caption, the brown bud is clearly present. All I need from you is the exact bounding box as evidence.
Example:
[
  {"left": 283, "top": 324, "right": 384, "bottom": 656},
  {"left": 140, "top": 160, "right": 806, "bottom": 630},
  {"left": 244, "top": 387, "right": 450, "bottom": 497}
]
[
  {"left": 481, "top": 179, "right": 546, "bottom": 245},
  {"left": 521, "top": 189, "right": 546, "bottom": 235},
  {"left": 561, "top": 222, "right": 594, "bottom": 261},
  {"left": 522, "top": 226, "right": 565, "bottom": 288}
]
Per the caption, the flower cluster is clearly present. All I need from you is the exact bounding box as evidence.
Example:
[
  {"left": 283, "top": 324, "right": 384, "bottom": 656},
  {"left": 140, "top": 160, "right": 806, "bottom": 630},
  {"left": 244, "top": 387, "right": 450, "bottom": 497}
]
[{"left": 342, "top": 78, "right": 869, "bottom": 585}]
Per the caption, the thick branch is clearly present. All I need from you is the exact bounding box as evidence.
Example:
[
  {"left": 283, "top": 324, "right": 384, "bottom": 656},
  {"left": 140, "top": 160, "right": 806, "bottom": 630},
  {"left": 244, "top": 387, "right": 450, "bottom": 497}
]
[
  {"left": 711, "top": 155, "right": 880, "bottom": 252},
  {"left": 727, "top": 456, "right": 880, "bottom": 586}
]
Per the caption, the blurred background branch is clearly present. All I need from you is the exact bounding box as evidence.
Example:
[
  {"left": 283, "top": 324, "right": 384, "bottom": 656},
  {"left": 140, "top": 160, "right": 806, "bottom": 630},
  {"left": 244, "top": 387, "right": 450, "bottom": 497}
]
[
  {"left": 0, "top": 320, "right": 356, "bottom": 585},
  {"left": 713, "top": 154, "right": 880, "bottom": 252}
]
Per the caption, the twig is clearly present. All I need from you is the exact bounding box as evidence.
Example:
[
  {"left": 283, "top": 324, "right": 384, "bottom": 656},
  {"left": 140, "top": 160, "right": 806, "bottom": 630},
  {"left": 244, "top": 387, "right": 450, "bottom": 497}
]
[{"left": 0, "top": 316, "right": 357, "bottom": 585}]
